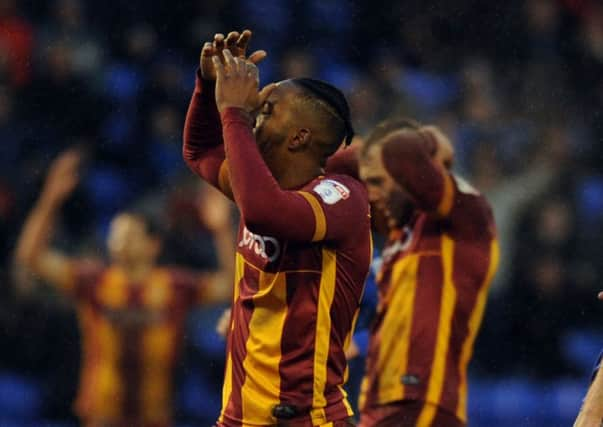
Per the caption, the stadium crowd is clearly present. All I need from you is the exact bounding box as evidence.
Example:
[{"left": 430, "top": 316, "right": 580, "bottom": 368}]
[{"left": 0, "top": 0, "right": 601, "bottom": 425}]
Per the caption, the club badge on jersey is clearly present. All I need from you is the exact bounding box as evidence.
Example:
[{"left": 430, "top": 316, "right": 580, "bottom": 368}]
[{"left": 313, "top": 179, "right": 350, "bottom": 205}]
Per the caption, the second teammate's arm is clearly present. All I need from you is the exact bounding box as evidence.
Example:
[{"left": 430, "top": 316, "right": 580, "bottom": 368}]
[{"left": 381, "top": 126, "right": 456, "bottom": 216}]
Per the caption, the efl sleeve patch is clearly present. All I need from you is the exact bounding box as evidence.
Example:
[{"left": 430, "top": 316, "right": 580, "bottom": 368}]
[
  {"left": 313, "top": 179, "right": 351, "bottom": 205},
  {"left": 453, "top": 174, "right": 480, "bottom": 196}
]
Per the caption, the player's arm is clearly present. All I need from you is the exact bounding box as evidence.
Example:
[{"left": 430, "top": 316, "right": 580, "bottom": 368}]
[
  {"left": 196, "top": 185, "right": 235, "bottom": 304},
  {"left": 574, "top": 292, "right": 603, "bottom": 427},
  {"left": 381, "top": 126, "right": 456, "bottom": 216},
  {"left": 574, "top": 356, "right": 603, "bottom": 426},
  {"left": 183, "top": 30, "right": 267, "bottom": 199},
  {"left": 13, "top": 151, "right": 81, "bottom": 294}
]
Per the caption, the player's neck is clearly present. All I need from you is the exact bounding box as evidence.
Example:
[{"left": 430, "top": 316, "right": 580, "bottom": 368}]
[{"left": 273, "top": 160, "right": 323, "bottom": 190}]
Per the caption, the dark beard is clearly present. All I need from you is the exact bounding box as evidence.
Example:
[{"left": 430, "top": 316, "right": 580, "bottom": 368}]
[{"left": 254, "top": 127, "right": 288, "bottom": 179}]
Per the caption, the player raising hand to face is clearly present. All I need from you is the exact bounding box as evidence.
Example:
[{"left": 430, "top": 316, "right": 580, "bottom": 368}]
[{"left": 183, "top": 30, "right": 372, "bottom": 427}]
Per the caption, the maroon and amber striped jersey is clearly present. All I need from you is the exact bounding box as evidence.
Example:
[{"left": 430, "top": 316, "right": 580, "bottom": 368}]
[
  {"left": 219, "top": 172, "right": 372, "bottom": 426},
  {"left": 183, "top": 74, "right": 373, "bottom": 426},
  {"left": 62, "top": 263, "right": 203, "bottom": 427},
  {"left": 359, "top": 132, "right": 499, "bottom": 425}
]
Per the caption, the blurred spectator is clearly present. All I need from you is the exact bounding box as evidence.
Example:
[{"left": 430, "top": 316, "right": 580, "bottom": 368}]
[
  {"left": 0, "top": 0, "right": 33, "bottom": 86},
  {"left": 39, "top": 0, "right": 104, "bottom": 78},
  {"left": 21, "top": 40, "right": 103, "bottom": 143},
  {"left": 509, "top": 196, "right": 580, "bottom": 378}
]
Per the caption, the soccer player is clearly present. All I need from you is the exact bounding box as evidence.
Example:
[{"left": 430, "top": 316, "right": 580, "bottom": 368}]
[
  {"left": 13, "top": 150, "right": 235, "bottom": 427},
  {"left": 356, "top": 119, "right": 499, "bottom": 427},
  {"left": 183, "top": 30, "right": 372, "bottom": 426},
  {"left": 573, "top": 291, "right": 603, "bottom": 427}
]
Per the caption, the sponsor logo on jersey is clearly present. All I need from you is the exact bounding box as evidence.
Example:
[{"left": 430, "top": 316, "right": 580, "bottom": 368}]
[
  {"left": 313, "top": 179, "right": 350, "bottom": 205},
  {"left": 239, "top": 227, "right": 281, "bottom": 262}
]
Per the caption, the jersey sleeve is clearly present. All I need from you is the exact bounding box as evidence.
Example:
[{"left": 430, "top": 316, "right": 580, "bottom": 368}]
[
  {"left": 297, "top": 175, "right": 370, "bottom": 243},
  {"left": 220, "top": 107, "right": 369, "bottom": 243},
  {"left": 182, "top": 70, "right": 233, "bottom": 198},
  {"left": 382, "top": 131, "right": 496, "bottom": 239}
]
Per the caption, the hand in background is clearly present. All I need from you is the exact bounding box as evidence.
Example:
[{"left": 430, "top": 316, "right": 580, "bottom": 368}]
[
  {"left": 40, "top": 149, "right": 81, "bottom": 207},
  {"left": 198, "top": 185, "right": 233, "bottom": 232},
  {"left": 345, "top": 339, "right": 360, "bottom": 360},
  {"left": 215, "top": 308, "right": 231, "bottom": 339},
  {"left": 421, "top": 125, "right": 454, "bottom": 170}
]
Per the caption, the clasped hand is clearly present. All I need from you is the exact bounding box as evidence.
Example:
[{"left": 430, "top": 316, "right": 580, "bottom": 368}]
[{"left": 213, "top": 49, "right": 275, "bottom": 115}]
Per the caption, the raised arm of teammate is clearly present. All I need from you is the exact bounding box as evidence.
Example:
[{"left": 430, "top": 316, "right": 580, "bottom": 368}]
[
  {"left": 183, "top": 30, "right": 267, "bottom": 199},
  {"left": 381, "top": 126, "right": 457, "bottom": 216},
  {"left": 212, "top": 50, "right": 368, "bottom": 242},
  {"left": 13, "top": 150, "right": 83, "bottom": 294}
]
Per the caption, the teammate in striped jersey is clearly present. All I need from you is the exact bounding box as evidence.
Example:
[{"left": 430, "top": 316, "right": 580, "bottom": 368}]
[
  {"left": 183, "top": 30, "right": 372, "bottom": 426},
  {"left": 14, "top": 150, "right": 235, "bottom": 427},
  {"left": 356, "top": 119, "right": 499, "bottom": 427}
]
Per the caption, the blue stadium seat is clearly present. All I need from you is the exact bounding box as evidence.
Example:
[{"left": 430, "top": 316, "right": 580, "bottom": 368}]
[
  {"left": 562, "top": 329, "right": 603, "bottom": 375},
  {"left": 0, "top": 372, "right": 42, "bottom": 420},
  {"left": 103, "top": 64, "right": 143, "bottom": 102},
  {"left": 576, "top": 176, "right": 603, "bottom": 225},
  {"left": 468, "top": 377, "right": 582, "bottom": 427},
  {"left": 400, "top": 69, "right": 458, "bottom": 115},
  {"left": 188, "top": 306, "right": 228, "bottom": 358}
]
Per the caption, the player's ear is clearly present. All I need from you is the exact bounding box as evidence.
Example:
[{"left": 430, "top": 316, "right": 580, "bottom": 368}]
[{"left": 288, "top": 128, "right": 311, "bottom": 151}]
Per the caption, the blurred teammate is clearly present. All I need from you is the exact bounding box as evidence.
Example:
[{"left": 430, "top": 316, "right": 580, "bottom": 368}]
[
  {"left": 573, "top": 291, "right": 603, "bottom": 427},
  {"left": 14, "top": 150, "right": 235, "bottom": 427},
  {"left": 356, "top": 120, "right": 499, "bottom": 427},
  {"left": 183, "top": 30, "right": 371, "bottom": 426}
]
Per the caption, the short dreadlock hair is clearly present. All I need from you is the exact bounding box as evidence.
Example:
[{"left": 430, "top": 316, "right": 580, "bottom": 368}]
[{"left": 291, "top": 78, "right": 354, "bottom": 163}]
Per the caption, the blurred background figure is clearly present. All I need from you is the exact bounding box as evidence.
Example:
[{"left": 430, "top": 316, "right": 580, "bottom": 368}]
[
  {"left": 0, "top": 1, "right": 600, "bottom": 426},
  {"left": 13, "top": 150, "right": 235, "bottom": 427}
]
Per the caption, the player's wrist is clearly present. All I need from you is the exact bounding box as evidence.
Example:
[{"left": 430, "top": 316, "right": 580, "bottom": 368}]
[
  {"left": 219, "top": 106, "right": 254, "bottom": 125},
  {"left": 196, "top": 69, "right": 217, "bottom": 97}
]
